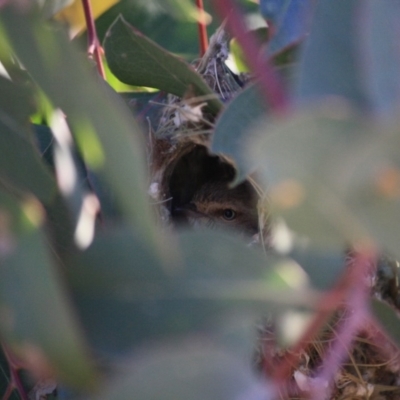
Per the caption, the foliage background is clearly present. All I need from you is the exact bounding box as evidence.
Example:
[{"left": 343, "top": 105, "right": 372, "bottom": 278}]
[{"left": 1, "top": 0, "right": 400, "bottom": 399}]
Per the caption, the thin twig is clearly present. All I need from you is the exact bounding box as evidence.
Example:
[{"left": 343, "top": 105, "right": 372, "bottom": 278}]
[
  {"left": 195, "top": 0, "right": 209, "bottom": 56},
  {"left": 81, "top": 0, "right": 106, "bottom": 79}
]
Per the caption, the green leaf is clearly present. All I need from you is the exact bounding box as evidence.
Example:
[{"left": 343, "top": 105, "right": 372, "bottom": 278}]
[
  {"left": 295, "top": 0, "right": 369, "bottom": 109},
  {"left": 361, "top": 1, "right": 400, "bottom": 117},
  {"left": 0, "top": 192, "right": 97, "bottom": 388},
  {"left": 212, "top": 84, "right": 267, "bottom": 183},
  {"left": 103, "top": 16, "right": 223, "bottom": 113},
  {"left": 246, "top": 103, "right": 374, "bottom": 248},
  {"left": 371, "top": 299, "right": 400, "bottom": 348},
  {"left": 68, "top": 226, "right": 309, "bottom": 353},
  {"left": 0, "top": 75, "right": 36, "bottom": 124},
  {"left": 247, "top": 102, "right": 400, "bottom": 258},
  {"left": 96, "top": 342, "right": 270, "bottom": 400},
  {"left": 0, "top": 7, "right": 160, "bottom": 251},
  {"left": 0, "top": 110, "right": 55, "bottom": 203},
  {"left": 289, "top": 245, "right": 346, "bottom": 290}
]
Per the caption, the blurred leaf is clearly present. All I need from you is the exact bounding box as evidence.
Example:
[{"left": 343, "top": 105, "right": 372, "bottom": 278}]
[
  {"left": 360, "top": 1, "right": 400, "bottom": 118},
  {"left": 371, "top": 299, "right": 400, "bottom": 348},
  {"left": 259, "top": 0, "right": 313, "bottom": 56},
  {"left": 0, "top": 7, "right": 159, "bottom": 250},
  {"left": 104, "top": 16, "right": 223, "bottom": 113},
  {"left": 289, "top": 245, "right": 346, "bottom": 290},
  {"left": 0, "top": 192, "right": 97, "bottom": 388},
  {"left": 0, "top": 109, "right": 55, "bottom": 203},
  {"left": 249, "top": 102, "right": 400, "bottom": 258},
  {"left": 247, "top": 102, "right": 375, "bottom": 248},
  {"left": 39, "top": 0, "right": 75, "bottom": 18},
  {"left": 96, "top": 342, "right": 270, "bottom": 400},
  {"left": 0, "top": 75, "right": 36, "bottom": 123},
  {"left": 212, "top": 84, "right": 266, "bottom": 183},
  {"left": 295, "top": 0, "right": 370, "bottom": 110},
  {"left": 297, "top": 1, "right": 400, "bottom": 118},
  {"left": 230, "top": 28, "right": 268, "bottom": 73},
  {"left": 161, "top": 0, "right": 211, "bottom": 23},
  {"left": 0, "top": 67, "right": 56, "bottom": 203},
  {"left": 68, "top": 227, "right": 309, "bottom": 353}
]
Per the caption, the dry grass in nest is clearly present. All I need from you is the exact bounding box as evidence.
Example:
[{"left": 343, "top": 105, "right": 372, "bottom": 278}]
[{"left": 256, "top": 309, "right": 400, "bottom": 400}]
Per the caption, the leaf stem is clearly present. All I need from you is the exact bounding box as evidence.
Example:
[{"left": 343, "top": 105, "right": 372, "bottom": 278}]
[
  {"left": 195, "top": 0, "right": 208, "bottom": 56},
  {"left": 81, "top": 0, "right": 106, "bottom": 79},
  {"left": 212, "top": 0, "right": 288, "bottom": 113}
]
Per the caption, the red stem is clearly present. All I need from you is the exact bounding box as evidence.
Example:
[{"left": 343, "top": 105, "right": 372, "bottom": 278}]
[
  {"left": 212, "top": 0, "right": 288, "bottom": 113},
  {"left": 195, "top": 0, "right": 208, "bottom": 56},
  {"left": 1, "top": 344, "right": 29, "bottom": 400},
  {"left": 81, "top": 0, "right": 106, "bottom": 79}
]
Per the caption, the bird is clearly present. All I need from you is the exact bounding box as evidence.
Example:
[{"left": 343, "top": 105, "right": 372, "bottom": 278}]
[{"left": 172, "top": 179, "right": 259, "bottom": 236}]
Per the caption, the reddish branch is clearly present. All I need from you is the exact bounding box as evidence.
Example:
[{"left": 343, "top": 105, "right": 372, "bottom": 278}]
[
  {"left": 81, "top": 0, "right": 106, "bottom": 79},
  {"left": 212, "top": 0, "right": 288, "bottom": 113},
  {"left": 195, "top": 0, "right": 208, "bottom": 56},
  {"left": 310, "top": 250, "right": 374, "bottom": 399},
  {"left": 1, "top": 344, "right": 29, "bottom": 400},
  {"left": 270, "top": 248, "right": 377, "bottom": 397}
]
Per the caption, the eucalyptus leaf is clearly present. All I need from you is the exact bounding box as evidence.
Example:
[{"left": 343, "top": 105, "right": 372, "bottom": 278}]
[
  {"left": 68, "top": 226, "right": 309, "bottom": 353},
  {"left": 260, "top": 0, "right": 313, "bottom": 56},
  {"left": 360, "top": 1, "right": 400, "bottom": 118},
  {"left": 247, "top": 101, "right": 400, "bottom": 258},
  {"left": 0, "top": 75, "right": 36, "bottom": 124},
  {"left": 0, "top": 7, "right": 160, "bottom": 251},
  {"left": 96, "top": 342, "right": 271, "bottom": 400},
  {"left": 295, "top": 0, "right": 370, "bottom": 109},
  {"left": 0, "top": 195, "right": 97, "bottom": 388},
  {"left": 0, "top": 111, "right": 55, "bottom": 203},
  {"left": 246, "top": 102, "right": 376, "bottom": 248},
  {"left": 212, "top": 84, "right": 266, "bottom": 184},
  {"left": 104, "top": 16, "right": 223, "bottom": 113}
]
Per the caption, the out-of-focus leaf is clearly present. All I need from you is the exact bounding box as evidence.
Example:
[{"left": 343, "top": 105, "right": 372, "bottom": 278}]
[
  {"left": 371, "top": 299, "right": 400, "bottom": 348},
  {"left": 0, "top": 111, "right": 55, "bottom": 203},
  {"left": 260, "top": 0, "right": 313, "bottom": 56},
  {"left": 360, "top": 1, "right": 400, "bottom": 118},
  {"left": 68, "top": 226, "right": 311, "bottom": 353},
  {"left": 230, "top": 28, "right": 268, "bottom": 73},
  {"left": 104, "top": 16, "right": 223, "bottom": 113},
  {"left": 0, "top": 72, "right": 55, "bottom": 205},
  {"left": 297, "top": 1, "right": 400, "bottom": 118},
  {"left": 0, "top": 191, "right": 97, "bottom": 389},
  {"left": 0, "top": 7, "right": 159, "bottom": 251},
  {"left": 295, "top": 0, "right": 370, "bottom": 110},
  {"left": 0, "top": 75, "right": 36, "bottom": 123},
  {"left": 212, "top": 84, "right": 266, "bottom": 184},
  {"left": 289, "top": 245, "right": 346, "bottom": 290},
  {"left": 246, "top": 102, "right": 375, "bottom": 248},
  {"left": 96, "top": 342, "right": 271, "bottom": 400},
  {"left": 248, "top": 101, "right": 400, "bottom": 258},
  {"left": 39, "top": 0, "right": 75, "bottom": 18}
]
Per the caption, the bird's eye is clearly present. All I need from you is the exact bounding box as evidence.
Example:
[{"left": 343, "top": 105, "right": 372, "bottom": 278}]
[{"left": 222, "top": 209, "right": 236, "bottom": 220}]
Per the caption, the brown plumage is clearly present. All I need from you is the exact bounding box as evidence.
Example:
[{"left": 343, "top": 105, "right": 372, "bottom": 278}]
[{"left": 179, "top": 180, "right": 259, "bottom": 235}]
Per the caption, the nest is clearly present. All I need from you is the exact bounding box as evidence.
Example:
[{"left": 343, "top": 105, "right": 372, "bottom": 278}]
[
  {"left": 255, "top": 255, "right": 400, "bottom": 400},
  {"left": 147, "top": 25, "right": 268, "bottom": 241}
]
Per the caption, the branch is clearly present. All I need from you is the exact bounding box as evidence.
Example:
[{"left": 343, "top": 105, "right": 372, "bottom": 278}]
[
  {"left": 195, "top": 0, "right": 208, "bottom": 56},
  {"left": 81, "top": 0, "right": 106, "bottom": 79}
]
